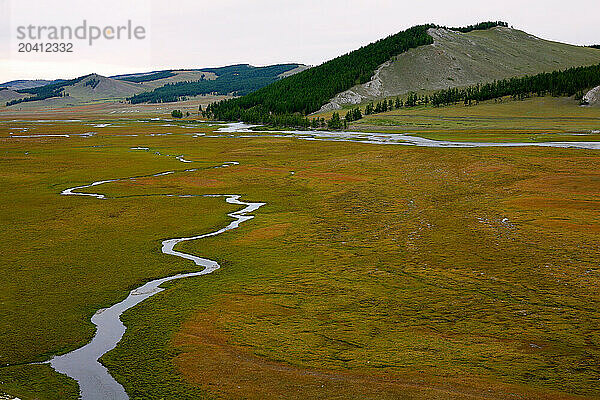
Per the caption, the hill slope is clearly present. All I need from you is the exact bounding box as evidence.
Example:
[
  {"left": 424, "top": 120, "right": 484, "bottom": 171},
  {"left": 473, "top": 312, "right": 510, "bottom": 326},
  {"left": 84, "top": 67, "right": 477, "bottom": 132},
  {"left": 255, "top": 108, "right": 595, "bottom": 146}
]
[
  {"left": 112, "top": 70, "right": 218, "bottom": 89},
  {"left": 127, "top": 64, "right": 307, "bottom": 104},
  {"left": 62, "top": 74, "right": 146, "bottom": 101},
  {"left": 0, "top": 88, "right": 29, "bottom": 104},
  {"left": 0, "top": 79, "right": 64, "bottom": 90},
  {"left": 322, "top": 26, "right": 600, "bottom": 111},
  {"left": 5, "top": 74, "right": 147, "bottom": 108},
  {"left": 207, "top": 23, "right": 600, "bottom": 122}
]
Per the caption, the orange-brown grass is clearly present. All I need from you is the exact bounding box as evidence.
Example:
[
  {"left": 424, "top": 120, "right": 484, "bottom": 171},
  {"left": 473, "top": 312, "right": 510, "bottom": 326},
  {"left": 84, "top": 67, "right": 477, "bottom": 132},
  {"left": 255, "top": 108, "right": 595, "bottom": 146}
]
[
  {"left": 104, "top": 141, "right": 600, "bottom": 399},
  {"left": 173, "top": 295, "right": 588, "bottom": 400},
  {"left": 1, "top": 115, "right": 600, "bottom": 399},
  {"left": 234, "top": 223, "right": 292, "bottom": 244}
]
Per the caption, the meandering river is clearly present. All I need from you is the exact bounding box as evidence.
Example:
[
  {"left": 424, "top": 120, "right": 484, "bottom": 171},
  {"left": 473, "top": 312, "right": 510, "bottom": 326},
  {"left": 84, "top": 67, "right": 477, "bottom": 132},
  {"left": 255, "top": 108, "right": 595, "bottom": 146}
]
[{"left": 48, "top": 156, "right": 264, "bottom": 400}]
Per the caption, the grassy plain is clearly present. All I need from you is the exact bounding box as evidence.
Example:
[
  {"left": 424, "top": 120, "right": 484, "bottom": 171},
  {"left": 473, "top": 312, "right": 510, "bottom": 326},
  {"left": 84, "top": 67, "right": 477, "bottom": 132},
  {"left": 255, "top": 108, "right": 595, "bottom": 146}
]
[
  {"left": 0, "top": 98, "right": 599, "bottom": 399},
  {"left": 356, "top": 97, "right": 599, "bottom": 135}
]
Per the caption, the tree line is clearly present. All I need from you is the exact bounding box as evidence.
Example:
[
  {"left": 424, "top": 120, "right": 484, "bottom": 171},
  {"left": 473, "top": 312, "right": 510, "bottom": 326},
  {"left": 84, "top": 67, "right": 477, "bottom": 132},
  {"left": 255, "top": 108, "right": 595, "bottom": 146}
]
[
  {"left": 118, "top": 70, "right": 176, "bottom": 83},
  {"left": 426, "top": 63, "right": 600, "bottom": 106},
  {"left": 448, "top": 21, "right": 508, "bottom": 33}
]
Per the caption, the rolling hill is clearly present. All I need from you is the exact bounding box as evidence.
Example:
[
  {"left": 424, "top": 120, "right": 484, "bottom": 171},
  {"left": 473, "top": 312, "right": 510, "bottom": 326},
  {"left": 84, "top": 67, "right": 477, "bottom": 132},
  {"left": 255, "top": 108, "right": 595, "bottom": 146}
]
[
  {"left": 63, "top": 74, "right": 147, "bottom": 101},
  {"left": 321, "top": 26, "right": 600, "bottom": 111},
  {"left": 0, "top": 72, "right": 215, "bottom": 95},
  {"left": 4, "top": 64, "right": 307, "bottom": 108},
  {"left": 0, "top": 79, "right": 64, "bottom": 90},
  {"left": 126, "top": 64, "right": 308, "bottom": 104},
  {"left": 4, "top": 74, "right": 146, "bottom": 108},
  {"left": 112, "top": 69, "right": 218, "bottom": 89},
  {"left": 0, "top": 88, "right": 29, "bottom": 104},
  {"left": 207, "top": 22, "right": 600, "bottom": 123}
]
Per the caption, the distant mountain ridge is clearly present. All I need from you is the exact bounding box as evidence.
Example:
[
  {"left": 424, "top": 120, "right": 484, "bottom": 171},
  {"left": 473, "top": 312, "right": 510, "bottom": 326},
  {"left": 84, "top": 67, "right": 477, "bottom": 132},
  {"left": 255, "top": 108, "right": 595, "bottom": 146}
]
[
  {"left": 0, "top": 79, "right": 65, "bottom": 90},
  {"left": 127, "top": 64, "right": 308, "bottom": 104},
  {"left": 3, "top": 63, "right": 307, "bottom": 107}
]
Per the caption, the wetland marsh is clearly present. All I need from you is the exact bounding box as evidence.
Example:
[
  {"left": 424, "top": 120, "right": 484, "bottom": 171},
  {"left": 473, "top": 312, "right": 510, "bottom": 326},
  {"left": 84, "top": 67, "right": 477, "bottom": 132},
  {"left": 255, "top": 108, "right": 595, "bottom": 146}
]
[{"left": 1, "top": 99, "right": 599, "bottom": 399}]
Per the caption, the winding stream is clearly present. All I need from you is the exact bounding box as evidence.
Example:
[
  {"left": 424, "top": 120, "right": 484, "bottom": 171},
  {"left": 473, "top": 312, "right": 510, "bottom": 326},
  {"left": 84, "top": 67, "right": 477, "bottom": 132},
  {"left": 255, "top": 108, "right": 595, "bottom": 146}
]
[{"left": 48, "top": 156, "right": 265, "bottom": 400}]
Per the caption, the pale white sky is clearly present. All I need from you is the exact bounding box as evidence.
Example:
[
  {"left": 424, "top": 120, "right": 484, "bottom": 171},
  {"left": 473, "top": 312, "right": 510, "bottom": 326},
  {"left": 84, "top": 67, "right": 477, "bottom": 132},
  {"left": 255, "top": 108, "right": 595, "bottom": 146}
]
[{"left": 1, "top": 0, "right": 599, "bottom": 82}]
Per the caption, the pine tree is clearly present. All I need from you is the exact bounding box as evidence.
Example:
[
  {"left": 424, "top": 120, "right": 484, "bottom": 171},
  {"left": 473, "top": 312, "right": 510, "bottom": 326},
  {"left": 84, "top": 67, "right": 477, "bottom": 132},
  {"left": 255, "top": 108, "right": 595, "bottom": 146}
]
[
  {"left": 345, "top": 110, "right": 354, "bottom": 123},
  {"left": 328, "top": 112, "right": 342, "bottom": 130}
]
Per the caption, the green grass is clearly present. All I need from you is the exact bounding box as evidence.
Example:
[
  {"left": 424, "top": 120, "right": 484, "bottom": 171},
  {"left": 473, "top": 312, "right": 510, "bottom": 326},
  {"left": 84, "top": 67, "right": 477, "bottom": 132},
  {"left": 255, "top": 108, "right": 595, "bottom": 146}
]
[
  {"left": 346, "top": 96, "right": 600, "bottom": 138},
  {"left": 0, "top": 107, "right": 599, "bottom": 399},
  {"left": 0, "top": 364, "right": 79, "bottom": 400}
]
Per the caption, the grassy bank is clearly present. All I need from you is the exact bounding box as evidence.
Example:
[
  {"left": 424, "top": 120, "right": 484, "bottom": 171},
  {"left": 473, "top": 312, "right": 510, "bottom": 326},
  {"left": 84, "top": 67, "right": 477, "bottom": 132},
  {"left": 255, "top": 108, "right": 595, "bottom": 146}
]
[{"left": 349, "top": 96, "right": 600, "bottom": 137}]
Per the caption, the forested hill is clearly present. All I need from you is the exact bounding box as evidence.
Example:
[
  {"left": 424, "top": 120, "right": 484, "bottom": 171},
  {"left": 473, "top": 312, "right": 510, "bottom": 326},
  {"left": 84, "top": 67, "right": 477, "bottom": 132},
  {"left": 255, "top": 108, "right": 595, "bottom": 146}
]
[
  {"left": 5, "top": 76, "right": 88, "bottom": 106},
  {"left": 127, "top": 64, "right": 304, "bottom": 104},
  {"left": 207, "top": 21, "right": 600, "bottom": 122},
  {"left": 207, "top": 24, "right": 436, "bottom": 120}
]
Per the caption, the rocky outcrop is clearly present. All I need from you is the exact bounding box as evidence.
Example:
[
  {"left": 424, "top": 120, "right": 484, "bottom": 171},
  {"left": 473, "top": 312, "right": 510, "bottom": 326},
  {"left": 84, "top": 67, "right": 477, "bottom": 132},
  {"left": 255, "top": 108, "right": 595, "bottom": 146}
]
[{"left": 582, "top": 85, "right": 600, "bottom": 106}]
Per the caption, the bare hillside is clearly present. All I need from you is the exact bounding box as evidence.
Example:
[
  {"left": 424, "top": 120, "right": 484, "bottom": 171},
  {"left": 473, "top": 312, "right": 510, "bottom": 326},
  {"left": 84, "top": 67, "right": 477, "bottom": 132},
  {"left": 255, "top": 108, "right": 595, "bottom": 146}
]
[
  {"left": 63, "top": 74, "right": 147, "bottom": 101},
  {"left": 0, "top": 88, "right": 28, "bottom": 104},
  {"left": 0, "top": 79, "right": 59, "bottom": 90}
]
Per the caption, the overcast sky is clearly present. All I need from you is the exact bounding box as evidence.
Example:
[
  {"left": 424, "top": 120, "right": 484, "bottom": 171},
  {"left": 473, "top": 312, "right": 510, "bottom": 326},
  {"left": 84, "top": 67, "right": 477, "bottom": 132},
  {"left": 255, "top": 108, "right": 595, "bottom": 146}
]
[{"left": 1, "top": 0, "right": 599, "bottom": 82}]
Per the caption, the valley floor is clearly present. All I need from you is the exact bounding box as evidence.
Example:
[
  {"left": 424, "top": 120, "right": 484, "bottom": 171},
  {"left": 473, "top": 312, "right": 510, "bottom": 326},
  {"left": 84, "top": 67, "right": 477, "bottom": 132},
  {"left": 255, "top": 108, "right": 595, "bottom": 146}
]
[
  {"left": 349, "top": 96, "right": 600, "bottom": 138},
  {"left": 0, "top": 97, "right": 599, "bottom": 399}
]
